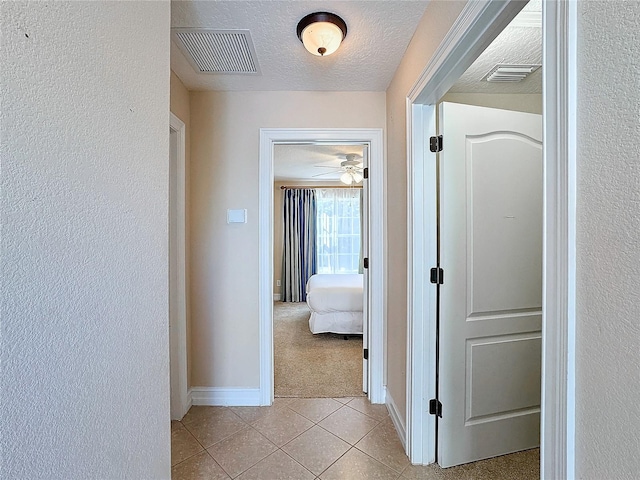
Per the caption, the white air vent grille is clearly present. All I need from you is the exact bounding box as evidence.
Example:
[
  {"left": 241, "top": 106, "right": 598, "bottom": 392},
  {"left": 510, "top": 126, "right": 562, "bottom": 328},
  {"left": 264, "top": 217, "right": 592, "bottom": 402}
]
[
  {"left": 483, "top": 64, "right": 541, "bottom": 82},
  {"left": 172, "top": 29, "right": 260, "bottom": 75}
]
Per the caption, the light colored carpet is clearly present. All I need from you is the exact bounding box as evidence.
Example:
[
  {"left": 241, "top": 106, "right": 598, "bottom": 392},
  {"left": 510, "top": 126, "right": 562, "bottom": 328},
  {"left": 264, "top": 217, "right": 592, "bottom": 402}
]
[{"left": 273, "top": 301, "right": 364, "bottom": 398}]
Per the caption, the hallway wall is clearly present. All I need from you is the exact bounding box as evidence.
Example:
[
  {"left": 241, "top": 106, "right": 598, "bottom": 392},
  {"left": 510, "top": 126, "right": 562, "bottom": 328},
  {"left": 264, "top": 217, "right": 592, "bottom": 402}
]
[
  {"left": 1, "top": 2, "right": 171, "bottom": 478},
  {"left": 575, "top": 1, "right": 640, "bottom": 477},
  {"left": 189, "top": 91, "right": 385, "bottom": 388},
  {"left": 384, "top": 0, "right": 468, "bottom": 426}
]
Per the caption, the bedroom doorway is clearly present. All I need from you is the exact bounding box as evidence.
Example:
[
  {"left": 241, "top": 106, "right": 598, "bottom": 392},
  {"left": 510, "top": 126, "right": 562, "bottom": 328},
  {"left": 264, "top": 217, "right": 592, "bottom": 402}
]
[
  {"left": 273, "top": 144, "right": 368, "bottom": 399},
  {"left": 258, "top": 128, "right": 385, "bottom": 406}
]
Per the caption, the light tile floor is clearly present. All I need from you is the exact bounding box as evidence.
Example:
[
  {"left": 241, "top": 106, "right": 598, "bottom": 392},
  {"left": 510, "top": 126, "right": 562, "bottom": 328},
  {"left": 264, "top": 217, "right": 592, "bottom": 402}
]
[{"left": 172, "top": 397, "right": 539, "bottom": 480}]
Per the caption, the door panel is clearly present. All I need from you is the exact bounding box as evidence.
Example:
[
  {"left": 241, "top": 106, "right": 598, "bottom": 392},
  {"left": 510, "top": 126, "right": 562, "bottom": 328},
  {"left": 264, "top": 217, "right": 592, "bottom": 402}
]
[{"left": 438, "top": 103, "right": 542, "bottom": 467}]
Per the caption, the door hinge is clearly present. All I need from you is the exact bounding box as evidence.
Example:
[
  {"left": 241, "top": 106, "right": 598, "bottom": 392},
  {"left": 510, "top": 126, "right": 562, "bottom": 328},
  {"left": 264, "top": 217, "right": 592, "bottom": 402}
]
[
  {"left": 430, "top": 267, "right": 444, "bottom": 285},
  {"left": 429, "top": 398, "right": 443, "bottom": 417},
  {"left": 430, "top": 135, "right": 443, "bottom": 153},
  {"left": 363, "top": 257, "right": 369, "bottom": 269},
  {"left": 363, "top": 167, "right": 369, "bottom": 179},
  {"left": 363, "top": 348, "right": 369, "bottom": 360}
]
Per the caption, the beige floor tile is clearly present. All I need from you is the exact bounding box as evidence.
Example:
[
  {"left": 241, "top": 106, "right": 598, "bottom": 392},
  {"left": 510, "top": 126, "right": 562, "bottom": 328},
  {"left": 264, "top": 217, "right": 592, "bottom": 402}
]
[
  {"left": 356, "top": 420, "right": 409, "bottom": 473},
  {"left": 288, "top": 398, "right": 343, "bottom": 423},
  {"left": 318, "top": 405, "right": 380, "bottom": 445},
  {"left": 332, "top": 397, "right": 355, "bottom": 404},
  {"left": 181, "top": 406, "right": 227, "bottom": 426},
  {"left": 320, "top": 448, "right": 400, "bottom": 480},
  {"left": 273, "top": 397, "right": 296, "bottom": 408},
  {"left": 282, "top": 425, "right": 350, "bottom": 476},
  {"left": 171, "top": 422, "right": 204, "bottom": 466},
  {"left": 236, "top": 450, "right": 315, "bottom": 480},
  {"left": 207, "top": 427, "right": 278, "bottom": 478},
  {"left": 252, "top": 406, "right": 314, "bottom": 446},
  {"left": 171, "top": 451, "right": 230, "bottom": 480},
  {"left": 229, "top": 405, "right": 277, "bottom": 424},
  {"left": 347, "top": 397, "right": 390, "bottom": 420},
  {"left": 183, "top": 409, "right": 248, "bottom": 448}
]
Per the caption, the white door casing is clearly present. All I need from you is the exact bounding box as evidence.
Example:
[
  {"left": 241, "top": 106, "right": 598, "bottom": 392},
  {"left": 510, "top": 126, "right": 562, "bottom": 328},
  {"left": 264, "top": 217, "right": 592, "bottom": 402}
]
[
  {"left": 362, "top": 144, "right": 370, "bottom": 393},
  {"left": 169, "top": 112, "right": 189, "bottom": 420},
  {"left": 406, "top": 2, "right": 577, "bottom": 476},
  {"left": 259, "top": 128, "right": 385, "bottom": 405},
  {"left": 437, "top": 103, "right": 543, "bottom": 467}
]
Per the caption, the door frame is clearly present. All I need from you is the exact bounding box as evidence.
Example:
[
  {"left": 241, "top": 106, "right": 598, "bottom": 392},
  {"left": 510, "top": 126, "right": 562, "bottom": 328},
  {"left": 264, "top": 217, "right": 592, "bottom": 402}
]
[
  {"left": 406, "top": 1, "right": 576, "bottom": 478},
  {"left": 258, "top": 128, "right": 385, "bottom": 405},
  {"left": 169, "top": 112, "right": 189, "bottom": 420}
]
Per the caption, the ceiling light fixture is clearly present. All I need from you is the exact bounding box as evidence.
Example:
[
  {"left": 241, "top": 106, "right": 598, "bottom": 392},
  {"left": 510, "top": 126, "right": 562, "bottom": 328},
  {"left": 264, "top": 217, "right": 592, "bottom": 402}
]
[{"left": 297, "top": 12, "right": 347, "bottom": 57}]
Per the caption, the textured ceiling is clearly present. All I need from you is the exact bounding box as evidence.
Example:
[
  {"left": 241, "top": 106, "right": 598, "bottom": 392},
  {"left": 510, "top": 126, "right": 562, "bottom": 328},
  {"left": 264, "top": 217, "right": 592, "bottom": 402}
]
[
  {"left": 274, "top": 144, "right": 365, "bottom": 182},
  {"left": 448, "top": 3, "right": 542, "bottom": 94},
  {"left": 171, "top": 0, "right": 430, "bottom": 91}
]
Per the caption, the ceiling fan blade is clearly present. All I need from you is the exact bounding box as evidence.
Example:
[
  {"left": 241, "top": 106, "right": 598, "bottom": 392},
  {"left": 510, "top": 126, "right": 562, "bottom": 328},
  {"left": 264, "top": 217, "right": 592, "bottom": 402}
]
[{"left": 312, "top": 171, "right": 340, "bottom": 178}]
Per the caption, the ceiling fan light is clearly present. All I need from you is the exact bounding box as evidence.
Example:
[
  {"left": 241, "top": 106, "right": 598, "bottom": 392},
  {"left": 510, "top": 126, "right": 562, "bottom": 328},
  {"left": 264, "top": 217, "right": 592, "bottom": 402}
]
[
  {"left": 297, "top": 12, "right": 347, "bottom": 57},
  {"left": 340, "top": 172, "right": 353, "bottom": 185},
  {"left": 352, "top": 172, "right": 363, "bottom": 183}
]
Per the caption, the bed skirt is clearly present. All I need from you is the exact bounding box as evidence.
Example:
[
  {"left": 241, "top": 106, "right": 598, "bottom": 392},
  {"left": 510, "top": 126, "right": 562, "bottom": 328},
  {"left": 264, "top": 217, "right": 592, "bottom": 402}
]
[{"left": 309, "top": 310, "right": 363, "bottom": 335}]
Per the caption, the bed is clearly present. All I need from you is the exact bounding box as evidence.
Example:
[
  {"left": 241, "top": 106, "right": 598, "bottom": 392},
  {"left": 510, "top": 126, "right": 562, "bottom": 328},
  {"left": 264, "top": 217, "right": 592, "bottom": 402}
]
[{"left": 305, "top": 273, "right": 363, "bottom": 334}]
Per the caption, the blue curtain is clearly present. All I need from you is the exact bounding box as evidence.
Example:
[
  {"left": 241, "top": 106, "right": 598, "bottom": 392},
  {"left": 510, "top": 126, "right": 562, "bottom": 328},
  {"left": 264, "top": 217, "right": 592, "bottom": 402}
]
[{"left": 282, "top": 188, "right": 317, "bottom": 302}]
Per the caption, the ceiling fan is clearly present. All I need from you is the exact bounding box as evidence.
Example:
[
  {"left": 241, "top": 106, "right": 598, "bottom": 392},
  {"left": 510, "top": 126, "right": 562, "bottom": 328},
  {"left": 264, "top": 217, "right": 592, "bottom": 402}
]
[{"left": 312, "top": 153, "right": 364, "bottom": 185}]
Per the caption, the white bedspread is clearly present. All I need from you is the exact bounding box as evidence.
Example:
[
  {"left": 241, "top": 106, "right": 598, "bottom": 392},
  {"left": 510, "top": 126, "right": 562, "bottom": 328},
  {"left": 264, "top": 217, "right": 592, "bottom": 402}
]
[{"left": 306, "top": 274, "right": 363, "bottom": 334}]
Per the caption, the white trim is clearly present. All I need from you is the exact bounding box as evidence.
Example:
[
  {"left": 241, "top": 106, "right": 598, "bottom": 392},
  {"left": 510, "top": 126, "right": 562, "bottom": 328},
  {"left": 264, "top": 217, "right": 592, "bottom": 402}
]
[
  {"left": 510, "top": 10, "right": 542, "bottom": 29},
  {"left": 385, "top": 387, "right": 407, "bottom": 452},
  {"left": 259, "top": 128, "right": 385, "bottom": 406},
  {"left": 408, "top": 1, "right": 523, "bottom": 105},
  {"left": 169, "top": 112, "right": 189, "bottom": 421},
  {"left": 540, "top": 1, "right": 577, "bottom": 479},
  {"left": 406, "top": 101, "right": 437, "bottom": 464},
  {"left": 191, "top": 387, "right": 261, "bottom": 406},
  {"left": 273, "top": 294, "right": 282, "bottom": 302},
  {"left": 187, "top": 388, "right": 193, "bottom": 411},
  {"left": 405, "top": 0, "right": 575, "bottom": 472}
]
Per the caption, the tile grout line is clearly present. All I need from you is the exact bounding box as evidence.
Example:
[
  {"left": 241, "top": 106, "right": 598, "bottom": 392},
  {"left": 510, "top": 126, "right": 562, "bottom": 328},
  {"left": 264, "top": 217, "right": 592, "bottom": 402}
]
[{"left": 172, "top": 401, "right": 390, "bottom": 478}]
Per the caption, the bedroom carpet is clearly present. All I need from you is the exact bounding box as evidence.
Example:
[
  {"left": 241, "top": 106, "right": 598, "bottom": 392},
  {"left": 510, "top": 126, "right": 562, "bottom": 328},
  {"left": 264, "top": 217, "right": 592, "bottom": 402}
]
[{"left": 274, "top": 301, "right": 364, "bottom": 398}]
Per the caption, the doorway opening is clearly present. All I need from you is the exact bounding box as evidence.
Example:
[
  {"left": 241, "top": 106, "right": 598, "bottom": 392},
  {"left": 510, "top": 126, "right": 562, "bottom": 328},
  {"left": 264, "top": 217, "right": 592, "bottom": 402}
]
[
  {"left": 273, "top": 143, "right": 368, "bottom": 399},
  {"left": 406, "top": 0, "right": 576, "bottom": 477},
  {"left": 258, "top": 128, "right": 385, "bottom": 406}
]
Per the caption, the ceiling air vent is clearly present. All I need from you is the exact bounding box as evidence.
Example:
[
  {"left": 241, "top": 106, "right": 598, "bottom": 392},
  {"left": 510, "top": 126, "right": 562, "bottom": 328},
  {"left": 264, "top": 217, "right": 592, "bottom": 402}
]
[
  {"left": 483, "top": 64, "right": 541, "bottom": 82},
  {"left": 172, "top": 29, "right": 260, "bottom": 75}
]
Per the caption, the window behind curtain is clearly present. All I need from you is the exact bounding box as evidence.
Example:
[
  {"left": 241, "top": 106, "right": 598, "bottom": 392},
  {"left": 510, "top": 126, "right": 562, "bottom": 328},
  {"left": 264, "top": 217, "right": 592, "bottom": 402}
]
[{"left": 316, "top": 188, "right": 361, "bottom": 274}]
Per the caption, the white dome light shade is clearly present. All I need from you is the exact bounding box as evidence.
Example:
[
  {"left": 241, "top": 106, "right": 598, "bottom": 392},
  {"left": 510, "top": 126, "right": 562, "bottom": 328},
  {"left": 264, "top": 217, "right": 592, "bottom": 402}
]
[
  {"left": 301, "top": 22, "right": 343, "bottom": 56},
  {"left": 340, "top": 172, "right": 353, "bottom": 185},
  {"left": 297, "top": 12, "right": 347, "bottom": 57},
  {"left": 352, "top": 172, "right": 363, "bottom": 183}
]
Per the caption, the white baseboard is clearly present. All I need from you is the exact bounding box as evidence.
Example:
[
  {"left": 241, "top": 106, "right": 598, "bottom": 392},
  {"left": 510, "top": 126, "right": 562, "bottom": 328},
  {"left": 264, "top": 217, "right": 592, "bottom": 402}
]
[
  {"left": 385, "top": 387, "right": 407, "bottom": 452},
  {"left": 186, "top": 388, "right": 193, "bottom": 411},
  {"left": 273, "top": 294, "right": 281, "bottom": 301},
  {"left": 190, "top": 387, "right": 261, "bottom": 406}
]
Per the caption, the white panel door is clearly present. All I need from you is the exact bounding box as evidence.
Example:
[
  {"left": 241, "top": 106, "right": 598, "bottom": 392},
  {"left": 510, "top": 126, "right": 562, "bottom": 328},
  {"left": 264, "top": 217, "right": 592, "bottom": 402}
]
[
  {"left": 362, "top": 144, "right": 369, "bottom": 394},
  {"left": 438, "top": 103, "right": 543, "bottom": 467}
]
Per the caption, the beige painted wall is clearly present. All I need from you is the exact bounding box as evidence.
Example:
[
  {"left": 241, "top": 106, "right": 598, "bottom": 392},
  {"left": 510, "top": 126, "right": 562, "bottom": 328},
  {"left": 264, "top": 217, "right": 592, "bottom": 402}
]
[
  {"left": 440, "top": 93, "right": 542, "bottom": 114},
  {"left": 189, "top": 91, "right": 385, "bottom": 387},
  {"left": 2, "top": 2, "right": 170, "bottom": 477},
  {"left": 170, "top": 70, "right": 193, "bottom": 389},
  {"left": 384, "top": 0, "right": 467, "bottom": 425},
  {"left": 575, "top": 1, "right": 640, "bottom": 477}
]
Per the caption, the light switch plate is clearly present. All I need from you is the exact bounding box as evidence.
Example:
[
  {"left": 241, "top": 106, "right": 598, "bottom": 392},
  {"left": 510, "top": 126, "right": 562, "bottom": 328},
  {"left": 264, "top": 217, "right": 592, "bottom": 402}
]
[{"left": 227, "top": 209, "right": 247, "bottom": 224}]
